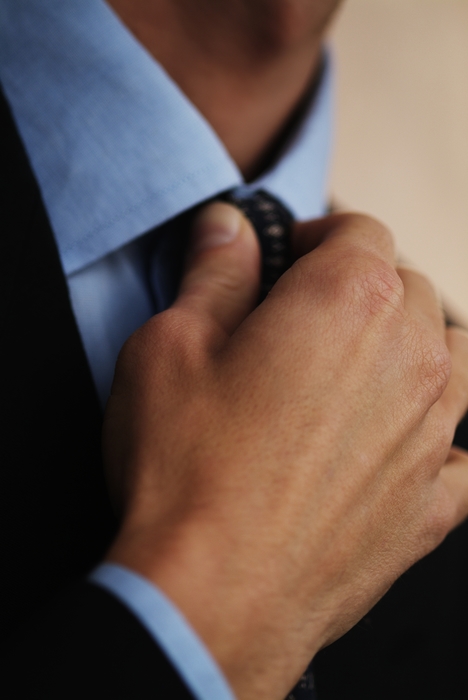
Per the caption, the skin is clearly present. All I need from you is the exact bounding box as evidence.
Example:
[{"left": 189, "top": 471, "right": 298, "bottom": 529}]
[
  {"left": 107, "top": 0, "right": 343, "bottom": 178},
  {"left": 105, "top": 205, "right": 468, "bottom": 699},
  {"left": 102, "top": 1, "right": 468, "bottom": 697}
]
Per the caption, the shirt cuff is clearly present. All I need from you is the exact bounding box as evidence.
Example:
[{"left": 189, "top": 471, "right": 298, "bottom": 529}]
[{"left": 89, "top": 563, "right": 235, "bottom": 700}]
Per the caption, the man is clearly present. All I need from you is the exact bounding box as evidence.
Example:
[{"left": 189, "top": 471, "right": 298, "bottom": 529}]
[{"left": 1, "top": 1, "right": 468, "bottom": 698}]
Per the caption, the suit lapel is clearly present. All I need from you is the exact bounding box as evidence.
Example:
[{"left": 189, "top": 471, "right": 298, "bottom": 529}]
[{"left": 0, "top": 85, "right": 116, "bottom": 649}]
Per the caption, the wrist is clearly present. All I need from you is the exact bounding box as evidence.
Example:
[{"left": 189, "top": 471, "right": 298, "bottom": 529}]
[{"left": 106, "top": 515, "right": 325, "bottom": 700}]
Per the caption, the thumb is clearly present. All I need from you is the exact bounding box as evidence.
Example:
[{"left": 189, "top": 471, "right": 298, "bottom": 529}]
[{"left": 175, "top": 202, "right": 261, "bottom": 337}]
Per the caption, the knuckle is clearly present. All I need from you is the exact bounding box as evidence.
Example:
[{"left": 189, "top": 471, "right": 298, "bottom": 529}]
[
  {"left": 125, "top": 309, "right": 206, "bottom": 369},
  {"left": 424, "top": 493, "right": 455, "bottom": 548},
  {"left": 403, "top": 322, "right": 452, "bottom": 408},
  {"left": 292, "top": 247, "right": 404, "bottom": 337},
  {"left": 356, "top": 261, "right": 403, "bottom": 314},
  {"left": 418, "top": 334, "right": 452, "bottom": 401},
  {"left": 335, "top": 212, "right": 395, "bottom": 254},
  {"left": 434, "top": 412, "right": 456, "bottom": 454},
  {"left": 337, "top": 254, "right": 404, "bottom": 320},
  {"left": 289, "top": 217, "right": 400, "bottom": 324},
  {"left": 142, "top": 310, "right": 188, "bottom": 350},
  {"left": 157, "top": 308, "right": 205, "bottom": 356}
]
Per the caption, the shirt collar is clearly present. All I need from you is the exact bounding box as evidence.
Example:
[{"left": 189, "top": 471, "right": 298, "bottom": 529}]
[{"left": 0, "top": 0, "right": 333, "bottom": 276}]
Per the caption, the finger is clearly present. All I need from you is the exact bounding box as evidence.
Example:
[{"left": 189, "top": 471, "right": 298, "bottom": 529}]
[
  {"left": 292, "top": 212, "right": 396, "bottom": 268},
  {"left": 397, "top": 266, "right": 445, "bottom": 338},
  {"left": 438, "top": 446, "right": 468, "bottom": 527},
  {"left": 174, "top": 202, "right": 261, "bottom": 338},
  {"left": 438, "top": 326, "right": 468, "bottom": 425}
]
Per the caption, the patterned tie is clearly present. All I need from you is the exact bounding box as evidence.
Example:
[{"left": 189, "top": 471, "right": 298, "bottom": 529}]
[
  {"left": 219, "top": 189, "right": 293, "bottom": 302},
  {"left": 219, "top": 189, "right": 318, "bottom": 700}
]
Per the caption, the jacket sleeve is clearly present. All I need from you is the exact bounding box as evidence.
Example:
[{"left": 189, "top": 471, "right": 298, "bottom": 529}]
[{"left": 3, "top": 581, "right": 195, "bottom": 700}]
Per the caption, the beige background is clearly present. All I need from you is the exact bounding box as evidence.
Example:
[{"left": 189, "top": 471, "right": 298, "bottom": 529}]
[{"left": 329, "top": 0, "right": 468, "bottom": 324}]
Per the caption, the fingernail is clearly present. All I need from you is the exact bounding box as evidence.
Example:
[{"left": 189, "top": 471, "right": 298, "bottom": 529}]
[{"left": 191, "top": 203, "right": 241, "bottom": 252}]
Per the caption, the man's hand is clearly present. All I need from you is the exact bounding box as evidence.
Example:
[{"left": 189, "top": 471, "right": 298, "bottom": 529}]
[{"left": 104, "top": 203, "right": 468, "bottom": 700}]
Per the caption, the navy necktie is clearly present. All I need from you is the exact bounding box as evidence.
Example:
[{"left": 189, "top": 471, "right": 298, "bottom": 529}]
[
  {"left": 220, "top": 189, "right": 318, "bottom": 700},
  {"left": 219, "top": 189, "right": 293, "bottom": 302}
]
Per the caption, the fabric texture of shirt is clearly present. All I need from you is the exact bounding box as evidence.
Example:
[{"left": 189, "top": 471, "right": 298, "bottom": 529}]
[{"left": 0, "top": 1, "right": 333, "bottom": 697}]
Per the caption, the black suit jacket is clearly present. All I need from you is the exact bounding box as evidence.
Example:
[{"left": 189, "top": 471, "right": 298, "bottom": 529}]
[
  {"left": 2, "top": 84, "right": 468, "bottom": 699},
  {"left": 0, "top": 87, "right": 194, "bottom": 698}
]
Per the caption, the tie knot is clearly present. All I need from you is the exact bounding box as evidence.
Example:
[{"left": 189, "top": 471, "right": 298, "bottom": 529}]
[{"left": 219, "top": 189, "right": 294, "bottom": 302}]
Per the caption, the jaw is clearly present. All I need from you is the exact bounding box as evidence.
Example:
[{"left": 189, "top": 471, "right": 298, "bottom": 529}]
[{"left": 107, "top": 0, "right": 343, "bottom": 176}]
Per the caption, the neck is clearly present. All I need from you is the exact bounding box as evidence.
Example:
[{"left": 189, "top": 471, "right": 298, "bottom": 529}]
[{"left": 108, "top": 0, "right": 341, "bottom": 179}]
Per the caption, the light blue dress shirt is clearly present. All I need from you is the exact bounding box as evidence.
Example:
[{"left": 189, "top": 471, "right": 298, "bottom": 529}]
[{"left": 0, "top": 1, "right": 333, "bottom": 698}]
